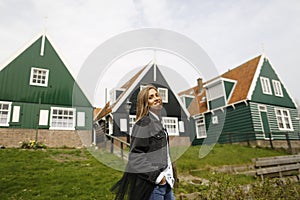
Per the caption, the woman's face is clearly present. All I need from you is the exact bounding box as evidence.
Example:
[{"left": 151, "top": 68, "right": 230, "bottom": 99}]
[{"left": 148, "top": 88, "right": 162, "bottom": 111}]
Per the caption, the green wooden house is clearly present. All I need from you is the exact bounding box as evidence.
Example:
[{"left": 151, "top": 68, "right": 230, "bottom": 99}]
[
  {"left": 179, "top": 55, "right": 300, "bottom": 146},
  {"left": 0, "top": 33, "right": 93, "bottom": 147}
]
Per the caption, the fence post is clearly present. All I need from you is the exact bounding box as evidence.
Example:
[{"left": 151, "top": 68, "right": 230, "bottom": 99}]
[
  {"left": 111, "top": 138, "right": 114, "bottom": 154},
  {"left": 285, "top": 133, "right": 292, "bottom": 154},
  {"left": 121, "top": 142, "right": 124, "bottom": 160},
  {"left": 268, "top": 132, "right": 274, "bottom": 149}
]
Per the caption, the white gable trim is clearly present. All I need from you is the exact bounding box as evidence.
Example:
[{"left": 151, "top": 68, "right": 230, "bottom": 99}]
[
  {"left": 112, "top": 62, "right": 191, "bottom": 119},
  {"left": 0, "top": 33, "right": 42, "bottom": 71},
  {"left": 264, "top": 56, "right": 298, "bottom": 108},
  {"left": 247, "top": 54, "right": 265, "bottom": 101},
  {"left": 0, "top": 32, "right": 77, "bottom": 80},
  {"left": 112, "top": 62, "right": 153, "bottom": 113},
  {"left": 222, "top": 78, "right": 237, "bottom": 103},
  {"left": 40, "top": 34, "right": 46, "bottom": 56},
  {"left": 45, "top": 34, "right": 77, "bottom": 79}
]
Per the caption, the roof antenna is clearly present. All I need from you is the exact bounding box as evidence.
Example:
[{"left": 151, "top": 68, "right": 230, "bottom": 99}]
[
  {"left": 153, "top": 49, "right": 157, "bottom": 64},
  {"left": 261, "top": 43, "right": 265, "bottom": 56},
  {"left": 43, "top": 16, "right": 48, "bottom": 34},
  {"left": 153, "top": 49, "right": 157, "bottom": 82}
]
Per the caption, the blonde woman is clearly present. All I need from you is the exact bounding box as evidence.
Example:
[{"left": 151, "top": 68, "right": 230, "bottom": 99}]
[{"left": 111, "top": 85, "right": 175, "bottom": 200}]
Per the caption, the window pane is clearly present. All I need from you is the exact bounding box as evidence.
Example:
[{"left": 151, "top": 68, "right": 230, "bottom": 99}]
[{"left": 51, "top": 108, "right": 75, "bottom": 129}]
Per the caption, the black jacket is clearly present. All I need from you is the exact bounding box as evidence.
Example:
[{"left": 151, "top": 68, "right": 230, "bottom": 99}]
[{"left": 111, "top": 113, "right": 169, "bottom": 200}]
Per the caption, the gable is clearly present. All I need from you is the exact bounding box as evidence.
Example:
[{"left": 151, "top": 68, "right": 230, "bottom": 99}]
[
  {"left": 111, "top": 63, "right": 190, "bottom": 119},
  {"left": 0, "top": 35, "right": 91, "bottom": 107},
  {"left": 251, "top": 58, "right": 296, "bottom": 108},
  {"left": 224, "top": 80, "right": 235, "bottom": 101}
]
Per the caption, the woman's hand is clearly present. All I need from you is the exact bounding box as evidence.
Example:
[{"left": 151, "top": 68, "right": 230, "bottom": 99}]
[{"left": 159, "top": 176, "right": 166, "bottom": 185}]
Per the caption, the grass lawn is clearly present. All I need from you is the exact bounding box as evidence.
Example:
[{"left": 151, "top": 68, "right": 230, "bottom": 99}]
[
  {"left": 0, "top": 144, "right": 297, "bottom": 199},
  {"left": 0, "top": 148, "right": 123, "bottom": 200}
]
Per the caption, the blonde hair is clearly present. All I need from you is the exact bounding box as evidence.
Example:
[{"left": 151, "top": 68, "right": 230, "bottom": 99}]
[{"left": 136, "top": 84, "right": 157, "bottom": 122}]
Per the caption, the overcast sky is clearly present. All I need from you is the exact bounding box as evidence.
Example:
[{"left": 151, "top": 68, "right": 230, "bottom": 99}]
[{"left": 1, "top": 0, "right": 300, "bottom": 107}]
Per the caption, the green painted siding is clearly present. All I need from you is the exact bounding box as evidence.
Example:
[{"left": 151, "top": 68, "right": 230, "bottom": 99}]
[
  {"left": 209, "top": 97, "right": 225, "bottom": 110},
  {"left": 0, "top": 35, "right": 93, "bottom": 130},
  {"left": 222, "top": 103, "right": 254, "bottom": 133},
  {"left": 0, "top": 36, "right": 91, "bottom": 107},
  {"left": 251, "top": 59, "right": 296, "bottom": 108},
  {"left": 7, "top": 102, "right": 92, "bottom": 130},
  {"left": 249, "top": 102, "right": 299, "bottom": 140},
  {"left": 224, "top": 81, "right": 235, "bottom": 100},
  {"left": 249, "top": 102, "right": 263, "bottom": 132},
  {"left": 185, "top": 97, "right": 193, "bottom": 108}
]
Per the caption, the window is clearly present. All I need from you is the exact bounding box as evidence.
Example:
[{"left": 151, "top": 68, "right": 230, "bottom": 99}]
[
  {"left": 129, "top": 115, "right": 136, "bottom": 135},
  {"left": 109, "top": 88, "right": 125, "bottom": 103},
  {"left": 0, "top": 102, "right": 11, "bottom": 126},
  {"left": 180, "top": 95, "right": 194, "bottom": 108},
  {"left": 158, "top": 88, "right": 168, "bottom": 103},
  {"left": 206, "top": 81, "right": 224, "bottom": 101},
  {"left": 162, "top": 117, "right": 179, "bottom": 136},
  {"left": 195, "top": 116, "right": 206, "bottom": 139},
  {"left": 272, "top": 80, "right": 283, "bottom": 97},
  {"left": 30, "top": 67, "right": 49, "bottom": 87},
  {"left": 212, "top": 116, "right": 219, "bottom": 124},
  {"left": 260, "top": 77, "right": 272, "bottom": 95},
  {"left": 50, "top": 107, "right": 75, "bottom": 130},
  {"left": 275, "top": 108, "right": 293, "bottom": 131},
  {"left": 140, "top": 86, "right": 169, "bottom": 103}
]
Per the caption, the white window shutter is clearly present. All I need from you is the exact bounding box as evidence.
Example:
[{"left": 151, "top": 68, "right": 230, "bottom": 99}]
[
  {"left": 39, "top": 110, "right": 49, "bottom": 126},
  {"left": 12, "top": 106, "right": 20, "bottom": 122},
  {"left": 120, "top": 118, "right": 127, "bottom": 132},
  {"left": 179, "top": 121, "right": 185, "bottom": 132},
  {"left": 77, "top": 112, "right": 85, "bottom": 127}
]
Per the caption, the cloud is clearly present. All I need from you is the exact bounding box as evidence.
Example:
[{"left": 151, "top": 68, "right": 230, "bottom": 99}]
[{"left": 0, "top": 0, "right": 300, "bottom": 104}]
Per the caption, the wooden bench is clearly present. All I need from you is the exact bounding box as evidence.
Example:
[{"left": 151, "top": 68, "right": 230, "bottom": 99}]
[{"left": 254, "top": 154, "right": 300, "bottom": 180}]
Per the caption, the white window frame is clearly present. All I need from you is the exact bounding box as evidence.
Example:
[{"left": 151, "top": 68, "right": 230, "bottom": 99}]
[
  {"left": 0, "top": 101, "right": 12, "bottom": 126},
  {"left": 50, "top": 107, "right": 76, "bottom": 130},
  {"left": 162, "top": 117, "right": 179, "bottom": 136},
  {"left": 158, "top": 88, "right": 168, "bottom": 103},
  {"left": 205, "top": 79, "right": 224, "bottom": 101},
  {"left": 140, "top": 85, "right": 147, "bottom": 91},
  {"left": 129, "top": 115, "right": 136, "bottom": 135},
  {"left": 109, "top": 88, "right": 125, "bottom": 103},
  {"left": 272, "top": 80, "right": 283, "bottom": 97},
  {"left": 275, "top": 108, "right": 293, "bottom": 131},
  {"left": 29, "top": 67, "right": 49, "bottom": 87},
  {"left": 140, "top": 86, "right": 169, "bottom": 103},
  {"left": 195, "top": 115, "right": 207, "bottom": 139},
  {"left": 260, "top": 77, "right": 272, "bottom": 95},
  {"left": 180, "top": 95, "right": 194, "bottom": 108},
  {"left": 212, "top": 116, "right": 219, "bottom": 124}
]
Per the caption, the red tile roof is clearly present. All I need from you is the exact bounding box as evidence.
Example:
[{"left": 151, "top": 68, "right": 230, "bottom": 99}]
[{"left": 180, "top": 55, "right": 262, "bottom": 116}]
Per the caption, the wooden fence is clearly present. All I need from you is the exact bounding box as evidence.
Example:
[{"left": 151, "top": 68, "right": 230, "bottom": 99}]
[{"left": 254, "top": 154, "right": 300, "bottom": 180}]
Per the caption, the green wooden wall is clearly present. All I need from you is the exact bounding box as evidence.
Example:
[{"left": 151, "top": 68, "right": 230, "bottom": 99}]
[
  {"left": 0, "top": 36, "right": 91, "bottom": 107},
  {"left": 0, "top": 35, "right": 93, "bottom": 130},
  {"left": 251, "top": 59, "right": 296, "bottom": 108}
]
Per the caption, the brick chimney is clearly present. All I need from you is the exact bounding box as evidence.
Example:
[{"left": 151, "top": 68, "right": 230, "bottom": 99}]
[{"left": 197, "top": 78, "right": 203, "bottom": 90}]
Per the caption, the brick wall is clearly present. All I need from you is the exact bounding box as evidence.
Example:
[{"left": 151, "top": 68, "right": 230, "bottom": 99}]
[{"left": 0, "top": 128, "right": 92, "bottom": 148}]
